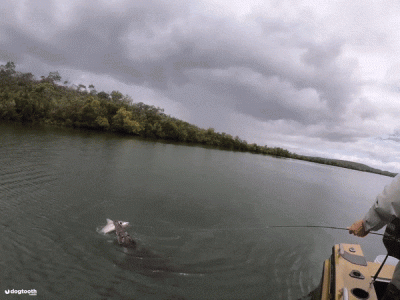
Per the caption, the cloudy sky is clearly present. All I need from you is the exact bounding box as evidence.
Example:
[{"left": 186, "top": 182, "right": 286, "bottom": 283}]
[{"left": 2, "top": 1, "right": 400, "bottom": 172}]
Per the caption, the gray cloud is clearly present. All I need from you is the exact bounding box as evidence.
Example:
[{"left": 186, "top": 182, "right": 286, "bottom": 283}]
[
  {"left": 1, "top": 1, "right": 359, "bottom": 116},
  {"left": 1, "top": 0, "right": 399, "bottom": 171}
]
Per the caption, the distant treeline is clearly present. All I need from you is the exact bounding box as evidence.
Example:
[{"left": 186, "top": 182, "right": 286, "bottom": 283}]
[
  {"left": 0, "top": 62, "right": 396, "bottom": 177},
  {"left": 291, "top": 155, "right": 397, "bottom": 177}
]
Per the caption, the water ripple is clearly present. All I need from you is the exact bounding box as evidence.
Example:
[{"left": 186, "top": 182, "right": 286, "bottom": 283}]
[{"left": 0, "top": 124, "right": 344, "bottom": 299}]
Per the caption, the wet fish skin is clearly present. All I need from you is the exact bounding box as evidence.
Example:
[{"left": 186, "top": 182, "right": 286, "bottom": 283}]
[
  {"left": 100, "top": 218, "right": 129, "bottom": 234},
  {"left": 114, "top": 220, "right": 137, "bottom": 249}
]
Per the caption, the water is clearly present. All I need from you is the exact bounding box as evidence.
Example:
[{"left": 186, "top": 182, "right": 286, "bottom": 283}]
[{"left": 0, "top": 123, "right": 392, "bottom": 299}]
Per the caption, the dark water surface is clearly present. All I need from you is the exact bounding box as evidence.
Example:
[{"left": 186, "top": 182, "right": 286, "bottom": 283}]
[{"left": 0, "top": 123, "right": 392, "bottom": 299}]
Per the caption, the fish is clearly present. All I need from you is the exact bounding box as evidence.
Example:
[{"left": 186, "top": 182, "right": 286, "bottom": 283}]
[
  {"left": 114, "top": 220, "right": 137, "bottom": 249},
  {"left": 100, "top": 218, "right": 129, "bottom": 234}
]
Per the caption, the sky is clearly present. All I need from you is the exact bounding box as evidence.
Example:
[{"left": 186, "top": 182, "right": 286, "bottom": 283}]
[{"left": 1, "top": 1, "right": 400, "bottom": 172}]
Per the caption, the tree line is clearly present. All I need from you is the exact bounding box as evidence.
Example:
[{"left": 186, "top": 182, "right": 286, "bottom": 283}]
[{"left": 0, "top": 62, "right": 396, "bottom": 177}]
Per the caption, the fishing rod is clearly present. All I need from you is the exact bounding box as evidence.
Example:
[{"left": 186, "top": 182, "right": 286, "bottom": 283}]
[{"left": 265, "top": 225, "right": 384, "bottom": 236}]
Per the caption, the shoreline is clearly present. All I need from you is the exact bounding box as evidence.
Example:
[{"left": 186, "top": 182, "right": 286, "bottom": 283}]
[
  {"left": 0, "top": 62, "right": 396, "bottom": 178},
  {"left": 1, "top": 120, "right": 396, "bottom": 178}
]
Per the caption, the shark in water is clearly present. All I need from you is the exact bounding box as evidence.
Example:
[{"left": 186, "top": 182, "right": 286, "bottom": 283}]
[
  {"left": 114, "top": 220, "right": 137, "bottom": 249},
  {"left": 100, "top": 218, "right": 130, "bottom": 234},
  {"left": 105, "top": 219, "right": 180, "bottom": 276}
]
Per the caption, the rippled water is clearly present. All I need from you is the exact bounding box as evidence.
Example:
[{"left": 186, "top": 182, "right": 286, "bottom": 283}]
[{"left": 0, "top": 123, "right": 392, "bottom": 299}]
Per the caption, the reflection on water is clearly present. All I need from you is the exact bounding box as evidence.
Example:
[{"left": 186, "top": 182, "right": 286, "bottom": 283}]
[{"left": 0, "top": 123, "right": 392, "bottom": 299}]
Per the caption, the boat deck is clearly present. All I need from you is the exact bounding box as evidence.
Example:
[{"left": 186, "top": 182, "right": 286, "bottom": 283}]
[{"left": 320, "top": 244, "right": 396, "bottom": 300}]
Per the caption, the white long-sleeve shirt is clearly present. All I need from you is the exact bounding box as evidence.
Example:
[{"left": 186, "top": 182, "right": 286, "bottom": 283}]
[{"left": 363, "top": 174, "right": 400, "bottom": 232}]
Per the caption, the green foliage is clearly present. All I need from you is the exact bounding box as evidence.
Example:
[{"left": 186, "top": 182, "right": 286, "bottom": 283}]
[
  {"left": 95, "top": 116, "right": 110, "bottom": 130},
  {"left": 112, "top": 107, "right": 142, "bottom": 134},
  {"left": 0, "top": 62, "right": 396, "bottom": 177},
  {"left": 111, "top": 90, "right": 123, "bottom": 102},
  {"left": 47, "top": 71, "right": 61, "bottom": 82},
  {"left": 2, "top": 62, "right": 16, "bottom": 76},
  {"left": 78, "top": 84, "right": 86, "bottom": 92},
  {"left": 78, "top": 97, "right": 104, "bottom": 128}
]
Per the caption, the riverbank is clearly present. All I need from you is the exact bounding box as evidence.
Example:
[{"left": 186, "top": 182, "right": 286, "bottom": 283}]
[{"left": 0, "top": 62, "right": 396, "bottom": 177}]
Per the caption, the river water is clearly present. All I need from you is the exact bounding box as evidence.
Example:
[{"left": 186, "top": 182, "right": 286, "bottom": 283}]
[{"left": 0, "top": 123, "right": 393, "bottom": 299}]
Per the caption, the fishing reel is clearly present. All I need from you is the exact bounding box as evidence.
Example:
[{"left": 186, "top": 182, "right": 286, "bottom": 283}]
[{"left": 383, "top": 218, "right": 400, "bottom": 260}]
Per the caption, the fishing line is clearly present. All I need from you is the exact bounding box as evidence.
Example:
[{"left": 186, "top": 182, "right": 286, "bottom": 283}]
[{"left": 130, "top": 223, "right": 384, "bottom": 236}]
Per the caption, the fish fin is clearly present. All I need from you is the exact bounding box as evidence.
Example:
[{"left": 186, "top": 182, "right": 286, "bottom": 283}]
[{"left": 106, "top": 218, "right": 113, "bottom": 224}]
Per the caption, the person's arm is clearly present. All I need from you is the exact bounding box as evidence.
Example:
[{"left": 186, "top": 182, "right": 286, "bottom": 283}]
[{"left": 349, "top": 174, "right": 400, "bottom": 236}]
